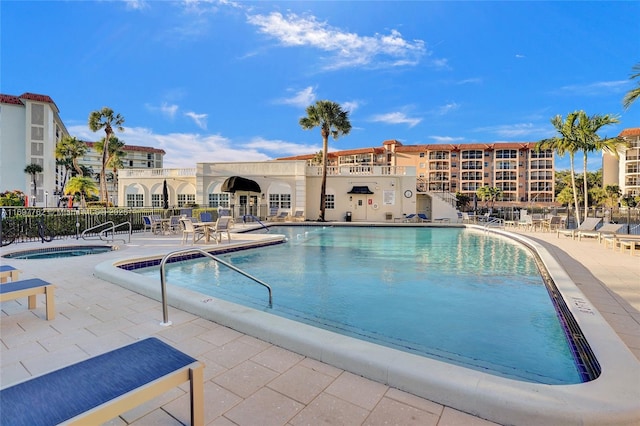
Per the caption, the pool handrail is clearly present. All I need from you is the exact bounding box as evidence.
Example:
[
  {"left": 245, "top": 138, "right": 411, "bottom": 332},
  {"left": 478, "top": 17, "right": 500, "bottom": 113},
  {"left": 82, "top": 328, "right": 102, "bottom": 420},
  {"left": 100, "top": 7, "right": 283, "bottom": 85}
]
[
  {"left": 242, "top": 214, "right": 269, "bottom": 231},
  {"left": 81, "top": 221, "right": 131, "bottom": 244},
  {"left": 159, "top": 248, "right": 273, "bottom": 325}
]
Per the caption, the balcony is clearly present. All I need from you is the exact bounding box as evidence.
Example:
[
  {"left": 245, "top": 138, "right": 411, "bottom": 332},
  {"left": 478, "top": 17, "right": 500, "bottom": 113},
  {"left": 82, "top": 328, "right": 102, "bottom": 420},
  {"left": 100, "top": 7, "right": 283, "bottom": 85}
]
[
  {"left": 307, "top": 165, "right": 413, "bottom": 176},
  {"left": 121, "top": 168, "right": 197, "bottom": 178}
]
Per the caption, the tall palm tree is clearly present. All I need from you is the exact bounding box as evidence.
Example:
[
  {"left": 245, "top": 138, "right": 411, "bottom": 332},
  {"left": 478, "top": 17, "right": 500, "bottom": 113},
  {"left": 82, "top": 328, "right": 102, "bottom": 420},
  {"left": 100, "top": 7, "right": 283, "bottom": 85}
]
[
  {"left": 623, "top": 62, "right": 640, "bottom": 110},
  {"left": 575, "top": 111, "right": 622, "bottom": 221},
  {"left": 88, "top": 107, "right": 125, "bottom": 202},
  {"left": 24, "top": 163, "right": 43, "bottom": 206},
  {"left": 56, "top": 136, "right": 87, "bottom": 177},
  {"left": 64, "top": 176, "right": 98, "bottom": 208},
  {"left": 536, "top": 112, "right": 582, "bottom": 224},
  {"left": 95, "top": 135, "right": 127, "bottom": 196},
  {"left": 476, "top": 186, "right": 502, "bottom": 211},
  {"left": 299, "top": 100, "right": 351, "bottom": 221}
]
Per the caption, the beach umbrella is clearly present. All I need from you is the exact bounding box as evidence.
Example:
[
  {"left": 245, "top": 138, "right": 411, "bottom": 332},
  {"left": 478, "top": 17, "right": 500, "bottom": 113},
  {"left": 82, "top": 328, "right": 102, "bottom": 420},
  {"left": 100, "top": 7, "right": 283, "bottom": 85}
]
[
  {"left": 473, "top": 193, "right": 478, "bottom": 213},
  {"left": 162, "top": 179, "right": 169, "bottom": 209}
]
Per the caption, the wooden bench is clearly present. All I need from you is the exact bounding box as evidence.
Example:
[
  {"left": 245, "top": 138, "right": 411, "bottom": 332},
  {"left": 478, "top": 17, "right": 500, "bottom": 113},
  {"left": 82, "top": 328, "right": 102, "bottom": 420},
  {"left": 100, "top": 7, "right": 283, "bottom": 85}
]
[
  {"left": 0, "top": 337, "right": 204, "bottom": 425},
  {"left": 0, "top": 278, "right": 55, "bottom": 320},
  {"left": 0, "top": 264, "right": 21, "bottom": 283}
]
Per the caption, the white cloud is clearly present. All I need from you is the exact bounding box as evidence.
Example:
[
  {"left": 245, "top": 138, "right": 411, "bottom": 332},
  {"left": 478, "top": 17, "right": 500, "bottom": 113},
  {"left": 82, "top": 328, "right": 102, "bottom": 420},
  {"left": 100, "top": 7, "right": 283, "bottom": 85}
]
[
  {"left": 124, "top": 0, "right": 148, "bottom": 10},
  {"left": 456, "top": 77, "right": 482, "bottom": 85},
  {"left": 278, "top": 86, "right": 317, "bottom": 108},
  {"left": 341, "top": 101, "right": 359, "bottom": 114},
  {"left": 185, "top": 112, "right": 208, "bottom": 129},
  {"left": 474, "top": 123, "right": 546, "bottom": 138},
  {"left": 246, "top": 12, "right": 426, "bottom": 70},
  {"left": 515, "top": 54, "right": 525, "bottom": 59},
  {"left": 66, "top": 124, "right": 312, "bottom": 168},
  {"left": 371, "top": 112, "right": 421, "bottom": 127},
  {"left": 437, "top": 102, "right": 459, "bottom": 115},
  {"left": 429, "top": 135, "right": 465, "bottom": 143},
  {"left": 146, "top": 102, "right": 179, "bottom": 119},
  {"left": 558, "top": 80, "right": 629, "bottom": 96}
]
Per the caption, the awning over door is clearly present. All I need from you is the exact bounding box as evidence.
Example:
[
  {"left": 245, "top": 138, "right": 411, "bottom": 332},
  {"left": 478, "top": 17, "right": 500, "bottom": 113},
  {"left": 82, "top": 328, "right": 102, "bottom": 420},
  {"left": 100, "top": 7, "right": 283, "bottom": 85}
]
[
  {"left": 347, "top": 186, "right": 374, "bottom": 194},
  {"left": 221, "top": 176, "right": 261, "bottom": 193}
]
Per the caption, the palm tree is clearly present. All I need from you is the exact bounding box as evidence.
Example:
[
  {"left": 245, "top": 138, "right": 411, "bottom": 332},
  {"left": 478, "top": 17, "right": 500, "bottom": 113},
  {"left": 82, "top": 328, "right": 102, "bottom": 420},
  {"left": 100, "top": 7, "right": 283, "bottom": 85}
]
[
  {"left": 299, "top": 100, "right": 352, "bottom": 221},
  {"left": 56, "top": 136, "right": 87, "bottom": 177},
  {"left": 575, "top": 111, "right": 622, "bottom": 221},
  {"left": 64, "top": 176, "right": 98, "bottom": 208},
  {"left": 88, "top": 107, "right": 125, "bottom": 202},
  {"left": 623, "top": 62, "right": 640, "bottom": 110},
  {"left": 24, "top": 163, "right": 43, "bottom": 206},
  {"left": 95, "top": 135, "right": 126, "bottom": 196},
  {"left": 536, "top": 112, "right": 582, "bottom": 224},
  {"left": 476, "top": 186, "right": 502, "bottom": 211}
]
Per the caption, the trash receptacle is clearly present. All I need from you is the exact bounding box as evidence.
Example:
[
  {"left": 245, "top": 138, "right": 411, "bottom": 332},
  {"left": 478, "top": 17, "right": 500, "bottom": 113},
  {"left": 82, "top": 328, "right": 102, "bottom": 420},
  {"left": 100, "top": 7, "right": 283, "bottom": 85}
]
[{"left": 345, "top": 211, "right": 352, "bottom": 222}]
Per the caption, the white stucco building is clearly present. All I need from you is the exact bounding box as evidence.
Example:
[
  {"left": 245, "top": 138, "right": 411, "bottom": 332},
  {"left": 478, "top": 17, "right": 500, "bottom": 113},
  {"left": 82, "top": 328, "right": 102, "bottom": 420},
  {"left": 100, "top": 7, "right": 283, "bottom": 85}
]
[{"left": 0, "top": 93, "right": 68, "bottom": 206}]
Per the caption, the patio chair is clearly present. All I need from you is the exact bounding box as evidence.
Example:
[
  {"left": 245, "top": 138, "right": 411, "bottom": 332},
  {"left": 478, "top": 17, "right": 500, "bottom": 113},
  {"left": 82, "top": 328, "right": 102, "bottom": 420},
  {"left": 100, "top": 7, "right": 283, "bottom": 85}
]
[
  {"left": 0, "top": 337, "right": 204, "bottom": 426},
  {"left": 517, "top": 215, "right": 533, "bottom": 230},
  {"left": 199, "top": 212, "right": 213, "bottom": 222},
  {"left": 461, "top": 212, "right": 476, "bottom": 224},
  {"left": 577, "top": 223, "right": 624, "bottom": 242},
  {"left": 212, "top": 216, "right": 232, "bottom": 243},
  {"left": 417, "top": 213, "right": 430, "bottom": 222},
  {"left": 291, "top": 210, "right": 305, "bottom": 222},
  {"left": 142, "top": 216, "right": 159, "bottom": 233},
  {"left": 557, "top": 217, "right": 602, "bottom": 240},
  {"left": 180, "top": 218, "right": 206, "bottom": 244},
  {"left": 541, "top": 216, "right": 562, "bottom": 232},
  {"left": 169, "top": 215, "right": 182, "bottom": 233}
]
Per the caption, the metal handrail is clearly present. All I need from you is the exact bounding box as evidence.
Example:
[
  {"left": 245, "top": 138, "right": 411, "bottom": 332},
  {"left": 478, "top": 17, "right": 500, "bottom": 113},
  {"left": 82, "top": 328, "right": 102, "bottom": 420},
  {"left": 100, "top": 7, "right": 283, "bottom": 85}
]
[
  {"left": 483, "top": 217, "right": 505, "bottom": 230},
  {"left": 81, "top": 221, "right": 131, "bottom": 244},
  {"left": 159, "top": 248, "right": 273, "bottom": 325},
  {"left": 242, "top": 214, "right": 269, "bottom": 231}
]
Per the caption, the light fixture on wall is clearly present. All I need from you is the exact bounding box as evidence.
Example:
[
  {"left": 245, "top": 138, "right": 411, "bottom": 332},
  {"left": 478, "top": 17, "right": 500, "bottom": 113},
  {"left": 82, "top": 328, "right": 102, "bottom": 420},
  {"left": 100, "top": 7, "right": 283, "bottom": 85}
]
[{"left": 261, "top": 193, "right": 265, "bottom": 199}]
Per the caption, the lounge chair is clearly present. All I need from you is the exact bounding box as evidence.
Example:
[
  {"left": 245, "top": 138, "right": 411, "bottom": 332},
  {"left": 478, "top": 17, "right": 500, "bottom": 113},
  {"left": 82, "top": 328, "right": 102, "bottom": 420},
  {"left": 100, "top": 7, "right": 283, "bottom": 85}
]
[
  {"left": 404, "top": 214, "right": 417, "bottom": 222},
  {"left": 577, "top": 223, "right": 624, "bottom": 242},
  {"left": 541, "top": 216, "right": 562, "bottom": 232},
  {"left": 272, "top": 211, "right": 289, "bottom": 222},
  {"left": 212, "top": 216, "right": 232, "bottom": 243},
  {"left": 266, "top": 207, "right": 279, "bottom": 221},
  {"left": 417, "top": 213, "right": 430, "bottom": 222},
  {"left": 0, "top": 337, "right": 204, "bottom": 426},
  {"left": 291, "top": 210, "right": 305, "bottom": 222},
  {"left": 0, "top": 265, "right": 21, "bottom": 283},
  {"left": 180, "top": 218, "right": 206, "bottom": 244},
  {"left": 557, "top": 217, "right": 602, "bottom": 240},
  {"left": 0, "top": 278, "right": 55, "bottom": 320}
]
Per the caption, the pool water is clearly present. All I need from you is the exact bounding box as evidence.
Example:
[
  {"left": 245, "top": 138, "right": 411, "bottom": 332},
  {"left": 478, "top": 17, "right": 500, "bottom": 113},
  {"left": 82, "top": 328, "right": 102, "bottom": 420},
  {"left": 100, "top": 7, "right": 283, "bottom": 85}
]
[
  {"left": 3, "top": 246, "right": 112, "bottom": 260},
  {"left": 137, "top": 226, "right": 583, "bottom": 384}
]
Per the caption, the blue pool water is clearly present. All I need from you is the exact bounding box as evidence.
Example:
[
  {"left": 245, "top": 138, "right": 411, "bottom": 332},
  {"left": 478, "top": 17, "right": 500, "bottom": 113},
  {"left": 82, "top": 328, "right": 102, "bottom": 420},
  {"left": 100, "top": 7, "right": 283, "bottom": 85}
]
[{"left": 136, "top": 226, "right": 583, "bottom": 384}]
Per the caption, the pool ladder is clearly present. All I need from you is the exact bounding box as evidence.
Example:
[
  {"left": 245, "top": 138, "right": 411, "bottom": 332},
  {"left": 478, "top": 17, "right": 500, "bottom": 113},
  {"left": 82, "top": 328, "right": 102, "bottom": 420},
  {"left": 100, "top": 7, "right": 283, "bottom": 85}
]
[
  {"left": 81, "top": 221, "right": 131, "bottom": 244},
  {"left": 159, "top": 248, "right": 273, "bottom": 326}
]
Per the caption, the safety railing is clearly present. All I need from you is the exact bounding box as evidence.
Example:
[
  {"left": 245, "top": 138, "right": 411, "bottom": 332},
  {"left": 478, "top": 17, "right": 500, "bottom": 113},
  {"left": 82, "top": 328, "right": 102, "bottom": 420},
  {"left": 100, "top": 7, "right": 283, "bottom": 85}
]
[
  {"left": 483, "top": 217, "right": 505, "bottom": 230},
  {"left": 81, "top": 221, "right": 131, "bottom": 244},
  {"left": 241, "top": 214, "right": 269, "bottom": 231},
  {"left": 159, "top": 248, "right": 273, "bottom": 325}
]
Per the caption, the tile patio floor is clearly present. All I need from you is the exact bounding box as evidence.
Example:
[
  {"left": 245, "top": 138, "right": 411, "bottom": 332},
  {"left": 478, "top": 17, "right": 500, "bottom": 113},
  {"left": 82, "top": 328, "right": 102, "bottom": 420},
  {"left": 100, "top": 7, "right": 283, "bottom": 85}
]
[{"left": 1, "top": 224, "right": 638, "bottom": 425}]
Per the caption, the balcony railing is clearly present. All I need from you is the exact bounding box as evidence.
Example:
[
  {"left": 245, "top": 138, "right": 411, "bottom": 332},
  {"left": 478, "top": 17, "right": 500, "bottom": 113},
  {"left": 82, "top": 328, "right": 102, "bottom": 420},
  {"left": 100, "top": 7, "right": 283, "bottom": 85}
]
[
  {"left": 121, "top": 168, "right": 197, "bottom": 178},
  {"left": 307, "top": 166, "right": 412, "bottom": 176}
]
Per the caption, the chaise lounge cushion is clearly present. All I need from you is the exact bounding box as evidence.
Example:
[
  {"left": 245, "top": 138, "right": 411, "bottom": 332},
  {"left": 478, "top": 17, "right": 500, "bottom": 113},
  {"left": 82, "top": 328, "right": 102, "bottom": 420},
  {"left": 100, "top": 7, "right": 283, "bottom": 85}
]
[{"left": 0, "top": 337, "right": 198, "bottom": 426}]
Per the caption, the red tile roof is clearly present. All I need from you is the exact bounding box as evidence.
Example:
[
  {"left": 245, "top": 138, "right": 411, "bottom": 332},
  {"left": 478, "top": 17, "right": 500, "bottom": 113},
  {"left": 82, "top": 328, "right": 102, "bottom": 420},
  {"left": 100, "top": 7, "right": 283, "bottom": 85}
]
[
  {"left": 19, "top": 92, "right": 56, "bottom": 104},
  {"left": 84, "top": 141, "right": 165, "bottom": 154},
  {"left": 619, "top": 128, "right": 640, "bottom": 137},
  {"left": 0, "top": 94, "right": 23, "bottom": 105}
]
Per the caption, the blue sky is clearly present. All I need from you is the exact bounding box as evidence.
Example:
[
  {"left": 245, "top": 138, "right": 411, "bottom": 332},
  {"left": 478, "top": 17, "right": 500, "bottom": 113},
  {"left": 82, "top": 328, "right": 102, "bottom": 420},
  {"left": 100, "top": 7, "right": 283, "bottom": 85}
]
[{"left": 2, "top": 1, "right": 639, "bottom": 171}]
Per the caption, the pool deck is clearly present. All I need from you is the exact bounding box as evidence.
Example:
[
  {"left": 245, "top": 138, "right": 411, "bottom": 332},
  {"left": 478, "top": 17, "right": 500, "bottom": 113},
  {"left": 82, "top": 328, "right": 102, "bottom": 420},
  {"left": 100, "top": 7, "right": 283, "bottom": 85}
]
[{"left": 1, "top": 224, "right": 638, "bottom": 425}]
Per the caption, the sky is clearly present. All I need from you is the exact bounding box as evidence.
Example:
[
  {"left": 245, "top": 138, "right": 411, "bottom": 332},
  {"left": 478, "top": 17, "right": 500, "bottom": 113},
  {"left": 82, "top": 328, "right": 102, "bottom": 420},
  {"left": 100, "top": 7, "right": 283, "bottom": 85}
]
[{"left": 2, "top": 1, "right": 639, "bottom": 172}]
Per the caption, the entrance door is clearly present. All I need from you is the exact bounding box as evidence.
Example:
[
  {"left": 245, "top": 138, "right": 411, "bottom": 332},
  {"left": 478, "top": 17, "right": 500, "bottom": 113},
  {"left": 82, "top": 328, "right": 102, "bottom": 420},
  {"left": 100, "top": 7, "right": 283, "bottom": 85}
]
[
  {"left": 238, "top": 194, "right": 258, "bottom": 217},
  {"left": 352, "top": 196, "right": 368, "bottom": 221}
]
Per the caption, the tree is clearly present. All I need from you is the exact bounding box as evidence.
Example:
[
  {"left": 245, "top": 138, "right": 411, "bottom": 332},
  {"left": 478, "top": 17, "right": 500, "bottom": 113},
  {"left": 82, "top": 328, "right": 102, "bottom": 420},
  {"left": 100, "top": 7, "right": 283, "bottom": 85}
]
[
  {"left": 94, "top": 135, "right": 126, "bottom": 195},
  {"left": 603, "top": 185, "right": 622, "bottom": 209},
  {"left": 56, "top": 136, "right": 87, "bottom": 177},
  {"left": 299, "top": 100, "right": 352, "bottom": 221},
  {"left": 64, "top": 176, "right": 98, "bottom": 208},
  {"left": 574, "top": 111, "right": 622, "bottom": 221},
  {"left": 476, "top": 186, "right": 502, "bottom": 211},
  {"left": 88, "top": 107, "right": 125, "bottom": 202},
  {"left": 623, "top": 62, "right": 640, "bottom": 110},
  {"left": 536, "top": 112, "right": 582, "bottom": 224},
  {"left": 24, "top": 163, "right": 43, "bottom": 206},
  {"left": 455, "top": 192, "right": 471, "bottom": 211}
]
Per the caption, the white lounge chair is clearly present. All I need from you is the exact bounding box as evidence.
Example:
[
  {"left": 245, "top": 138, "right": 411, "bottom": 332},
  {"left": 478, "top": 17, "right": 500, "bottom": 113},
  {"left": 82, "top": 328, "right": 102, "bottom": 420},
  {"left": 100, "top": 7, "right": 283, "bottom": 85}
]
[
  {"left": 577, "top": 223, "right": 624, "bottom": 242},
  {"left": 291, "top": 210, "right": 305, "bottom": 222},
  {"left": 557, "top": 217, "right": 602, "bottom": 240}
]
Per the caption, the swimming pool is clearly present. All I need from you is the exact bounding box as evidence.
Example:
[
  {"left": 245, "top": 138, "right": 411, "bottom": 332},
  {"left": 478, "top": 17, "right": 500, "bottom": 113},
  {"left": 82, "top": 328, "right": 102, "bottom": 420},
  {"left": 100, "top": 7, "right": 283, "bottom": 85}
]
[
  {"left": 96, "top": 224, "right": 640, "bottom": 425},
  {"left": 136, "top": 226, "right": 585, "bottom": 385},
  {"left": 3, "top": 245, "right": 113, "bottom": 260}
]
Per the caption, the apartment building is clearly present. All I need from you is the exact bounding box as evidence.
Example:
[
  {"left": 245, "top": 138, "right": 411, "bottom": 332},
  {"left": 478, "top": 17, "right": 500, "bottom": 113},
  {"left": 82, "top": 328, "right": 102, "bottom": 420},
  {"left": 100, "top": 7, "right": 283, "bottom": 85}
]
[
  {"left": 603, "top": 127, "right": 640, "bottom": 197},
  {"left": 82, "top": 141, "right": 165, "bottom": 203},
  {"left": 280, "top": 140, "right": 555, "bottom": 206},
  {"left": 0, "top": 93, "right": 69, "bottom": 206}
]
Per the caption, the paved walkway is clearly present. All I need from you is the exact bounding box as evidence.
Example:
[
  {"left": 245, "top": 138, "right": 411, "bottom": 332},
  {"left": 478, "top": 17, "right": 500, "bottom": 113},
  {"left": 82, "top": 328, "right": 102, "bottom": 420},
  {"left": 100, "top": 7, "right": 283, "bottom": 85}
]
[{"left": 1, "top": 225, "right": 638, "bottom": 425}]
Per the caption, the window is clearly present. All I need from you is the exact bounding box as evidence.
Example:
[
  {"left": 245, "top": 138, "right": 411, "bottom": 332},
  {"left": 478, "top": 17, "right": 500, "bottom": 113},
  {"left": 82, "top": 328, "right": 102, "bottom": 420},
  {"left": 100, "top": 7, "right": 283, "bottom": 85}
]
[
  {"left": 269, "top": 194, "right": 291, "bottom": 209},
  {"left": 325, "top": 194, "right": 335, "bottom": 209},
  {"left": 419, "top": 152, "right": 425, "bottom": 158},
  {"left": 208, "top": 193, "right": 230, "bottom": 208},
  {"left": 31, "top": 104, "right": 44, "bottom": 125},
  {"left": 129, "top": 160, "right": 134, "bottom": 167},
  {"left": 126, "top": 194, "right": 143, "bottom": 207},
  {"left": 177, "top": 194, "right": 195, "bottom": 207},
  {"left": 151, "top": 194, "right": 162, "bottom": 208}
]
